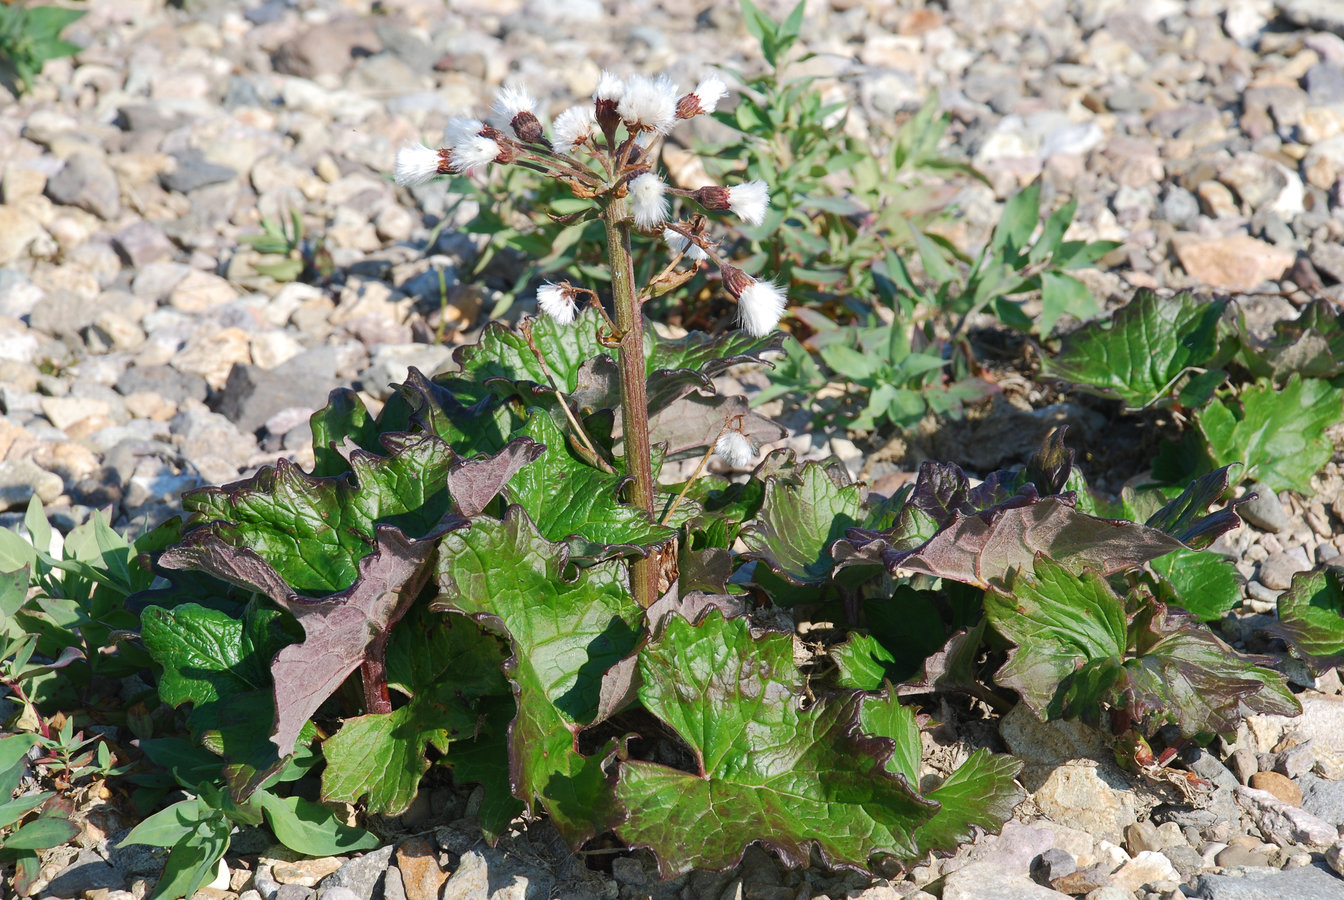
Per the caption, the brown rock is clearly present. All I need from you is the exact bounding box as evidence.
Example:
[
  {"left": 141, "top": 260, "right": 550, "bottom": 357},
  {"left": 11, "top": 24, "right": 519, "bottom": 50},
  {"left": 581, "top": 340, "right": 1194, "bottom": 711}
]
[
  {"left": 395, "top": 837, "right": 447, "bottom": 900},
  {"left": 1173, "top": 234, "right": 1295, "bottom": 290},
  {"left": 1249, "top": 770, "right": 1303, "bottom": 806}
]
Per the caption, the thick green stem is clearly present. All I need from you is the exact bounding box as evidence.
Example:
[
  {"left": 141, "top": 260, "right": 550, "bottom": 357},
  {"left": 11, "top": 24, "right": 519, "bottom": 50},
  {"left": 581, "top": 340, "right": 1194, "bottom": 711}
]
[{"left": 602, "top": 197, "right": 658, "bottom": 609}]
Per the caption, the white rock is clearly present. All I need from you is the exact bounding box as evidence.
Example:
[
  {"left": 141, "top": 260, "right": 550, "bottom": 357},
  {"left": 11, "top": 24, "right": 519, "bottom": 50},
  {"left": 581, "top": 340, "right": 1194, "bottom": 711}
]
[
  {"left": 1234, "top": 785, "right": 1339, "bottom": 848},
  {"left": 1108, "top": 850, "right": 1180, "bottom": 893}
]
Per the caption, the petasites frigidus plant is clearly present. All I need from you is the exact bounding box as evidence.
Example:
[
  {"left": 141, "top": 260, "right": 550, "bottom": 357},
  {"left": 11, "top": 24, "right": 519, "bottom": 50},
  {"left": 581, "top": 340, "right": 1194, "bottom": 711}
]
[{"left": 135, "top": 73, "right": 1284, "bottom": 879}]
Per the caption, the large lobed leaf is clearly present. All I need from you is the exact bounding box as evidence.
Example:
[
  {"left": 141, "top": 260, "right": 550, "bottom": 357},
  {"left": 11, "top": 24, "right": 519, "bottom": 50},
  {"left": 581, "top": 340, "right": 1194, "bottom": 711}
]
[
  {"left": 158, "top": 437, "right": 540, "bottom": 755},
  {"left": 1272, "top": 566, "right": 1344, "bottom": 673},
  {"left": 320, "top": 604, "right": 511, "bottom": 816},
  {"left": 1042, "top": 290, "right": 1228, "bottom": 409},
  {"left": 1196, "top": 375, "right": 1344, "bottom": 494},
  {"left": 614, "top": 611, "right": 941, "bottom": 877},
  {"left": 985, "top": 556, "right": 1299, "bottom": 736},
  {"left": 834, "top": 456, "right": 1242, "bottom": 590},
  {"left": 432, "top": 508, "right": 643, "bottom": 845},
  {"left": 740, "top": 459, "right": 865, "bottom": 586}
]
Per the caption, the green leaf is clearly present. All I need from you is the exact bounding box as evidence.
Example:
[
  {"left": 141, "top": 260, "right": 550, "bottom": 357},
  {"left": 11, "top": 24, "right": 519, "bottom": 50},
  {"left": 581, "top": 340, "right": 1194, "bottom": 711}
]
[
  {"left": 991, "top": 182, "right": 1040, "bottom": 257},
  {"left": 859, "top": 692, "right": 1023, "bottom": 856},
  {"left": 1043, "top": 290, "right": 1229, "bottom": 408},
  {"left": 1149, "top": 549, "right": 1241, "bottom": 621},
  {"left": 3, "top": 816, "right": 79, "bottom": 851},
  {"left": 321, "top": 608, "right": 509, "bottom": 815},
  {"left": 1240, "top": 298, "right": 1344, "bottom": 380},
  {"left": 442, "top": 696, "right": 525, "bottom": 841},
  {"left": 740, "top": 460, "right": 863, "bottom": 588},
  {"left": 120, "top": 798, "right": 208, "bottom": 849},
  {"left": 986, "top": 556, "right": 1299, "bottom": 736},
  {"left": 254, "top": 792, "right": 380, "bottom": 856},
  {"left": 151, "top": 811, "right": 231, "bottom": 900},
  {"left": 1038, "top": 272, "right": 1099, "bottom": 338},
  {"left": 141, "top": 603, "right": 283, "bottom": 711},
  {"left": 433, "top": 509, "right": 642, "bottom": 845},
  {"left": 614, "top": 612, "right": 938, "bottom": 876},
  {"left": 179, "top": 435, "right": 461, "bottom": 596},
  {"left": 504, "top": 409, "right": 676, "bottom": 558},
  {"left": 1197, "top": 375, "right": 1344, "bottom": 493},
  {"left": 831, "top": 634, "right": 901, "bottom": 690},
  {"left": 985, "top": 556, "right": 1127, "bottom": 715},
  {"left": 1274, "top": 566, "right": 1344, "bottom": 672}
]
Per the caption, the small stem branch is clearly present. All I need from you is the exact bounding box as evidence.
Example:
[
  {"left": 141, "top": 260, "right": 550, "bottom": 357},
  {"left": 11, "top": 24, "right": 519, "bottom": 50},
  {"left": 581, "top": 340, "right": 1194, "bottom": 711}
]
[
  {"left": 602, "top": 197, "right": 659, "bottom": 609},
  {"left": 361, "top": 630, "right": 393, "bottom": 715},
  {"left": 659, "top": 416, "right": 733, "bottom": 526},
  {"left": 521, "top": 319, "right": 613, "bottom": 472}
]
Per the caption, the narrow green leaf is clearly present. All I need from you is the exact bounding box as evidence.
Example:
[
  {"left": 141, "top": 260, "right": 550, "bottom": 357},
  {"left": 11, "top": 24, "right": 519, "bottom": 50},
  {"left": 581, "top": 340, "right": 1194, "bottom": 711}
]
[{"left": 3, "top": 816, "right": 79, "bottom": 851}]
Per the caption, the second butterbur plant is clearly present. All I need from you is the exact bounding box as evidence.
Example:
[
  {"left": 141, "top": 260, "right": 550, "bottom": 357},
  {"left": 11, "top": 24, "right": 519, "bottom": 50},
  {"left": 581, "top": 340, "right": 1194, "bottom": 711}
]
[{"left": 135, "top": 72, "right": 1300, "bottom": 883}]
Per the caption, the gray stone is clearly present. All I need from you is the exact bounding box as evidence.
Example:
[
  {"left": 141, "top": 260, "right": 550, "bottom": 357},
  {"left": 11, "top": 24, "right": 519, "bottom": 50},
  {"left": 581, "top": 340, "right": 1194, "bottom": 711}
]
[
  {"left": 116, "top": 364, "right": 209, "bottom": 406},
  {"left": 27, "top": 288, "right": 96, "bottom": 340},
  {"left": 1160, "top": 186, "right": 1201, "bottom": 226},
  {"left": 113, "top": 221, "right": 176, "bottom": 268},
  {"left": 1030, "top": 848, "right": 1075, "bottom": 885},
  {"left": 1125, "top": 820, "right": 1164, "bottom": 856},
  {"left": 1299, "top": 773, "right": 1344, "bottom": 828},
  {"left": 1278, "top": 0, "right": 1344, "bottom": 37},
  {"left": 1274, "top": 741, "right": 1317, "bottom": 779},
  {"left": 214, "top": 346, "right": 345, "bottom": 435},
  {"left": 1195, "top": 862, "right": 1344, "bottom": 898},
  {"left": 160, "top": 149, "right": 237, "bottom": 193},
  {"left": 46, "top": 152, "right": 121, "bottom": 219},
  {"left": 441, "top": 851, "right": 489, "bottom": 900},
  {"left": 1239, "top": 485, "right": 1290, "bottom": 533},
  {"left": 0, "top": 458, "right": 64, "bottom": 511},
  {"left": 942, "top": 862, "right": 1071, "bottom": 900},
  {"left": 273, "top": 18, "right": 383, "bottom": 78},
  {"left": 1234, "top": 785, "right": 1338, "bottom": 847},
  {"left": 1260, "top": 547, "right": 1313, "bottom": 591},
  {"left": 1230, "top": 748, "right": 1260, "bottom": 785},
  {"left": 276, "top": 885, "right": 316, "bottom": 900},
  {"left": 316, "top": 846, "right": 394, "bottom": 900},
  {"left": 45, "top": 848, "right": 127, "bottom": 896},
  {"left": 1307, "top": 63, "right": 1344, "bottom": 105},
  {"left": 1162, "top": 843, "right": 1205, "bottom": 880}
]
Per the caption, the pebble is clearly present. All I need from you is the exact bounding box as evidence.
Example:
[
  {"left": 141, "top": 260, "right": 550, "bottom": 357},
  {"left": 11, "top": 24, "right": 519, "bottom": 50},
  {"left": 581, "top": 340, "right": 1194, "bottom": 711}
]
[{"left": 1248, "top": 771, "right": 1302, "bottom": 807}]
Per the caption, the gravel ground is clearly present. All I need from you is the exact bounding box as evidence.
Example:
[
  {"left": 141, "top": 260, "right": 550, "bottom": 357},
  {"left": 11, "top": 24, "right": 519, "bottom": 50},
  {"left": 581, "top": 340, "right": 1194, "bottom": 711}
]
[{"left": 6, "top": 0, "right": 1344, "bottom": 898}]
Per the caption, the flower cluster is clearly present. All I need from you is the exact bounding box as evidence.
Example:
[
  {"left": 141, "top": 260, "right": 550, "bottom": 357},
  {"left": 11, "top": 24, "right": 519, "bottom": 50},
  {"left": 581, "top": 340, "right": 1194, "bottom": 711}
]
[{"left": 394, "top": 70, "right": 788, "bottom": 338}]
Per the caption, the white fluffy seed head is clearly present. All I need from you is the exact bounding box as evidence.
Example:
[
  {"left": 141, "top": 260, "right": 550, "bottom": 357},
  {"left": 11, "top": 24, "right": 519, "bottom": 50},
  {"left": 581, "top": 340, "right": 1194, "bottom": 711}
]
[
  {"left": 618, "top": 73, "right": 680, "bottom": 134},
  {"left": 444, "top": 116, "right": 484, "bottom": 145},
  {"left": 395, "top": 143, "right": 441, "bottom": 187},
  {"left": 727, "top": 180, "right": 770, "bottom": 226},
  {"left": 490, "top": 84, "right": 536, "bottom": 124},
  {"left": 594, "top": 70, "right": 625, "bottom": 102},
  {"left": 552, "top": 105, "right": 596, "bottom": 154},
  {"left": 714, "top": 430, "right": 754, "bottom": 468},
  {"left": 629, "top": 173, "right": 668, "bottom": 229},
  {"left": 537, "top": 282, "right": 579, "bottom": 325},
  {"left": 663, "top": 228, "right": 708, "bottom": 262},
  {"left": 691, "top": 75, "right": 727, "bottom": 113},
  {"left": 737, "top": 279, "right": 787, "bottom": 337},
  {"left": 451, "top": 134, "right": 502, "bottom": 172}
]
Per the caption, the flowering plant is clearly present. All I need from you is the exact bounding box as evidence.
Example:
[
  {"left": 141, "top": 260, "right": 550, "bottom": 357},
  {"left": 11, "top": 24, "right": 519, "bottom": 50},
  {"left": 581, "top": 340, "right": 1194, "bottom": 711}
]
[{"left": 136, "top": 69, "right": 1290, "bottom": 886}]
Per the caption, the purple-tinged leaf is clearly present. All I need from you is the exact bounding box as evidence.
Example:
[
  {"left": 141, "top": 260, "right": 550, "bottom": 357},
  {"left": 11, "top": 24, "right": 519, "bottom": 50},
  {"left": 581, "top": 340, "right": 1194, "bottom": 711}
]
[
  {"left": 740, "top": 460, "right": 864, "bottom": 587},
  {"left": 859, "top": 690, "right": 1023, "bottom": 856},
  {"left": 614, "top": 611, "right": 938, "bottom": 877},
  {"left": 1142, "top": 465, "right": 1242, "bottom": 549},
  {"left": 1272, "top": 566, "right": 1344, "bottom": 673},
  {"left": 446, "top": 439, "right": 544, "bottom": 517},
  {"left": 986, "top": 556, "right": 1299, "bottom": 737},
  {"left": 432, "top": 507, "right": 642, "bottom": 846}
]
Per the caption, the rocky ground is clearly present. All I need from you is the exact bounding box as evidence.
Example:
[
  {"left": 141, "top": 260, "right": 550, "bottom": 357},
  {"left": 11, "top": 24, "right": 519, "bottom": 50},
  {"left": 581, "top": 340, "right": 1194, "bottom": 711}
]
[{"left": 5, "top": 0, "right": 1344, "bottom": 898}]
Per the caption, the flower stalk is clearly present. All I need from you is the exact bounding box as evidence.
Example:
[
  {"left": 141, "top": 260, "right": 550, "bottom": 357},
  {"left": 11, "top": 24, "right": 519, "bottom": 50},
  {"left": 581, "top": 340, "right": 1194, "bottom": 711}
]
[{"left": 395, "top": 69, "right": 788, "bottom": 610}]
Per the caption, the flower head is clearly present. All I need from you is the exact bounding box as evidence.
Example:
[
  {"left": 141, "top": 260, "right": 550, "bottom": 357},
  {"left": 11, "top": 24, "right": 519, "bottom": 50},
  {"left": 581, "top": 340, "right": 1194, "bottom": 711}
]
[
  {"left": 594, "top": 70, "right": 625, "bottom": 103},
  {"left": 714, "top": 429, "right": 754, "bottom": 468},
  {"left": 537, "top": 282, "right": 580, "bottom": 325},
  {"left": 663, "top": 228, "right": 708, "bottom": 262},
  {"left": 629, "top": 173, "right": 668, "bottom": 229},
  {"left": 552, "top": 104, "right": 596, "bottom": 154},
  {"left": 677, "top": 74, "right": 728, "bottom": 118},
  {"left": 722, "top": 264, "right": 786, "bottom": 336},
  {"left": 451, "top": 133, "right": 503, "bottom": 171},
  {"left": 618, "top": 73, "right": 680, "bottom": 134},
  {"left": 693, "top": 181, "right": 770, "bottom": 226},
  {"left": 491, "top": 84, "right": 544, "bottom": 143},
  {"left": 395, "top": 143, "right": 450, "bottom": 186},
  {"left": 444, "top": 116, "right": 484, "bottom": 145}
]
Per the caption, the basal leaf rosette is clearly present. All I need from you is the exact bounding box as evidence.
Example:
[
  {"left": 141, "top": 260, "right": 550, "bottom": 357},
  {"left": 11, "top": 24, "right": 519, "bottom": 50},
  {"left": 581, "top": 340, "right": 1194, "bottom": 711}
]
[
  {"left": 834, "top": 455, "right": 1245, "bottom": 590},
  {"left": 985, "top": 556, "right": 1299, "bottom": 737},
  {"left": 614, "top": 611, "right": 1022, "bottom": 876},
  {"left": 1272, "top": 566, "right": 1344, "bottom": 673},
  {"left": 155, "top": 435, "right": 542, "bottom": 754},
  {"left": 432, "top": 507, "right": 643, "bottom": 845},
  {"left": 1042, "top": 290, "right": 1230, "bottom": 409}
]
